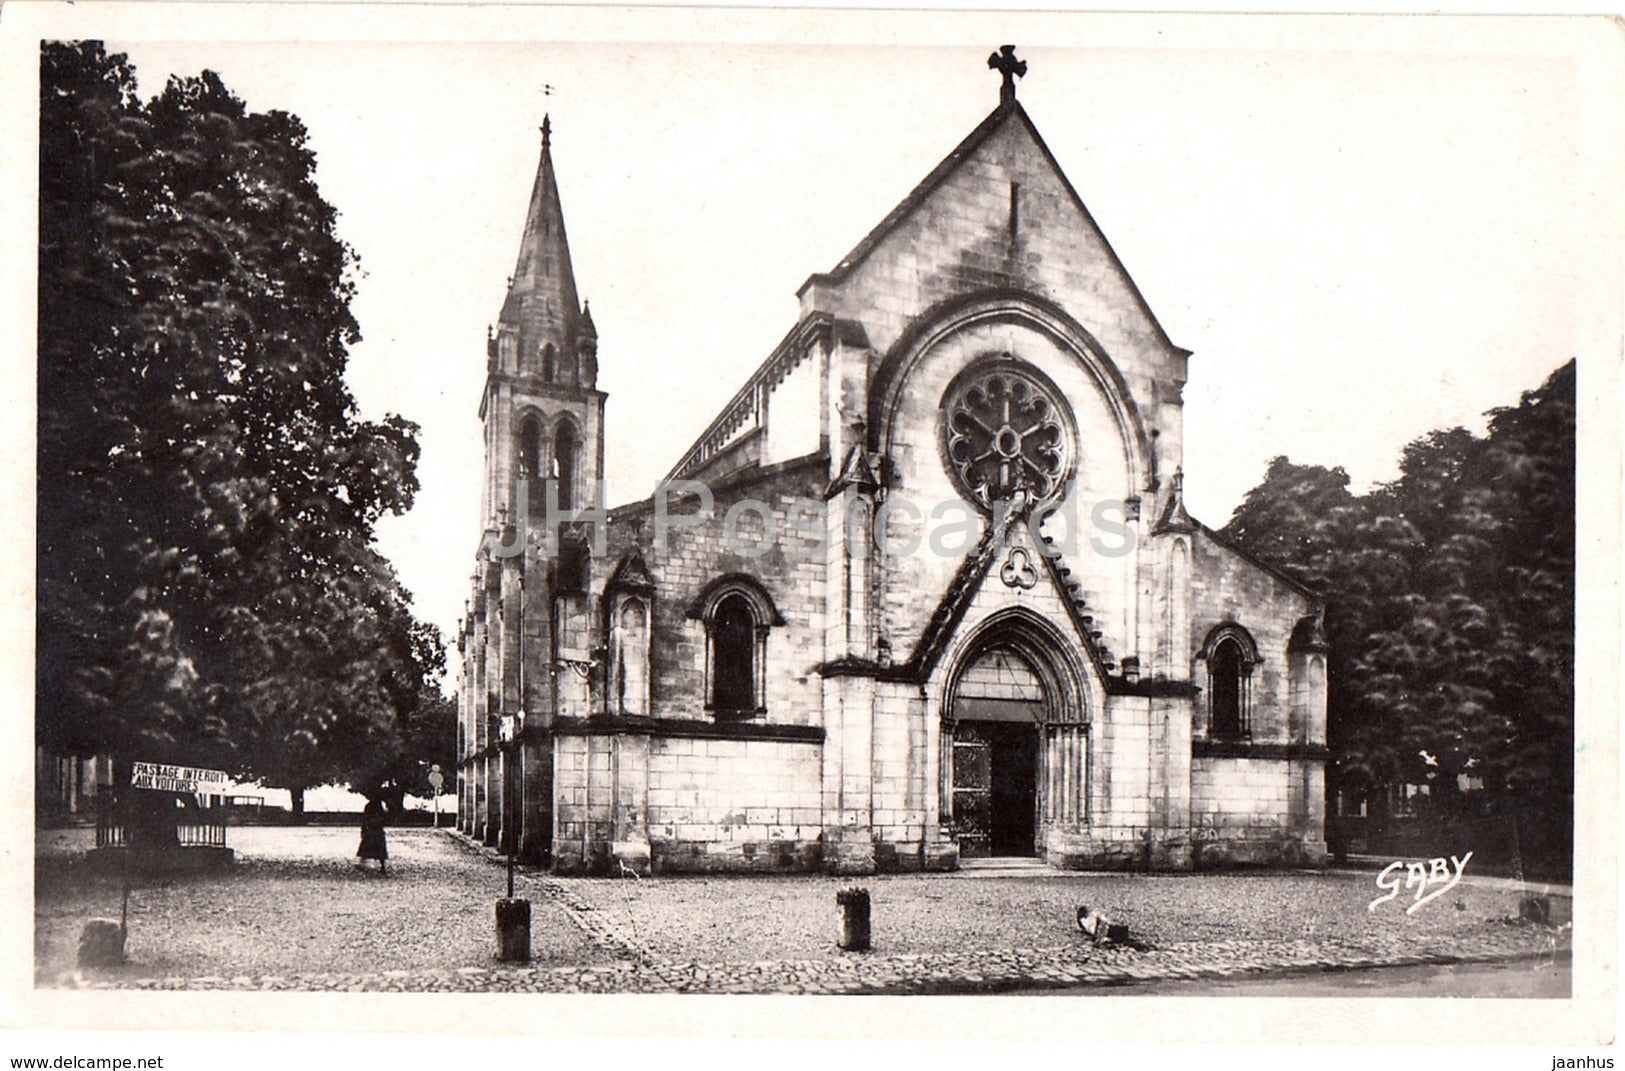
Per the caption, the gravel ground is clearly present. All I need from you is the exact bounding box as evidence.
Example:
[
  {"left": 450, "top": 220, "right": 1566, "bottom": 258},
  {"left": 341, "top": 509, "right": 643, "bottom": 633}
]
[
  {"left": 34, "top": 827, "right": 606, "bottom": 985},
  {"left": 559, "top": 868, "right": 1547, "bottom": 964}
]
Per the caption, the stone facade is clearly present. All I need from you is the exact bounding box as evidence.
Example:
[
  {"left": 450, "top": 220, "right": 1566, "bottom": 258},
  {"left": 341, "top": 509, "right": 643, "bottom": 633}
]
[{"left": 457, "top": 61, "right": 1328, "bottom": 875}]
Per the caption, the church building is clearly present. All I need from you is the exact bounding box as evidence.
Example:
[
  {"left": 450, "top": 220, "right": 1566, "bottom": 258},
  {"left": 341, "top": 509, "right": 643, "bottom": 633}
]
[{"left": 456, "top": 50, "right": 1329, "bottom": 874}]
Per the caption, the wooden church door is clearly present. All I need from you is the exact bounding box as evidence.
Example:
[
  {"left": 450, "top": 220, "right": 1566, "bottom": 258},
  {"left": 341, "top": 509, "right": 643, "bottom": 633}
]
[
  {"left": 952, "top": 723, "right": 993, "bottom": 857},
  {"left": 952, "top": 720, "right": 1039, "bottom": 857}
]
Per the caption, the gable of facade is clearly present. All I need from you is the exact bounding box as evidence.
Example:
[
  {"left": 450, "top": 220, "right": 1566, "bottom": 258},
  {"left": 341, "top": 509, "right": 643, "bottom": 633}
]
[{"left": 457, "top": 53, "right": 1328, "bottom": 875}]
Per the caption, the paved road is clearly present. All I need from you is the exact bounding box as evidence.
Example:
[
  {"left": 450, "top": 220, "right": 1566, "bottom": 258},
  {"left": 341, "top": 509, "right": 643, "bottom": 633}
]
[{"left": 1043, "top": 955, "right": 1572, "bottom": 997}]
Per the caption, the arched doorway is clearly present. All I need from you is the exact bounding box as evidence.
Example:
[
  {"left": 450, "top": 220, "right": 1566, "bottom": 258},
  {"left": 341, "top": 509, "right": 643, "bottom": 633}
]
[
  {"left": 945, "top": 613, "right": 1089, "bottom": 859},
  {"left": 950, "top": 647, "right": 1045, "bottom": 857}
]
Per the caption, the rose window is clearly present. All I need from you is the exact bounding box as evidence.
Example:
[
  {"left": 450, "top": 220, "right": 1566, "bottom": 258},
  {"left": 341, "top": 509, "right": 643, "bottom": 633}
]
[{"left": 943, "top": 363, "right": 1074, "bottom": 510}]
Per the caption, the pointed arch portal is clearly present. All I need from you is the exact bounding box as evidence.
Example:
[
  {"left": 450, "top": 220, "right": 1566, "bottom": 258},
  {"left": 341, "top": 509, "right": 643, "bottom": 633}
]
[{"left": 944, "top": 611, "right": 1091, "bottom": 859}]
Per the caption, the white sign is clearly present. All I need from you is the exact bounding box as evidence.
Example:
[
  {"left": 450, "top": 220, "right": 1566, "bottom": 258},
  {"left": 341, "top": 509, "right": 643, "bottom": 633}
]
[{"left": 131, "top": 761, "right": 230, "bottom": 795}]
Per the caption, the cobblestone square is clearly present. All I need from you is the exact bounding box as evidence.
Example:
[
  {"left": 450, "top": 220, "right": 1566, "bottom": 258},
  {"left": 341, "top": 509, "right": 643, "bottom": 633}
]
[
  {"left": 35, "top": 828, "right": 1569, "bottom": 994},
  {"left": 34, "top": 827, "right": 610, "bottom": 987}
]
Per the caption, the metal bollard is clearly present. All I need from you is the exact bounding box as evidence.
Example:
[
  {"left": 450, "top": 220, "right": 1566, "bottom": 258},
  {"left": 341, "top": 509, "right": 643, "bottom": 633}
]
[
  {"left": 836, "top": 886, "right": 871, "bottom": 952},
  {"left": 495, "top": 897, "right": 532, "bottom": 963}
]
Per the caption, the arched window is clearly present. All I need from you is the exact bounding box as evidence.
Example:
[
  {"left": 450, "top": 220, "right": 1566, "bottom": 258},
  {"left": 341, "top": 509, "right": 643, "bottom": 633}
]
[
  {"left": 690, "top": 577, "right": 780, "bottom": 720},
  {"left": 711, "top": 595, "right": 755, "bottom": 714},
  {"left": 542, "top": 343, "right": 556, "bottom": 383},
  {"left": 518, "top": 416, "right": 542, "bottom": 482},
  {"left": 553, "top": 420, "right": 578, "bottom": 512},
  {"left": 1209, "top": 637, "right": 1254, "bottom": 737},
  {"left": 1201, "top": 625, "right": 1257, "bottom": 739}
]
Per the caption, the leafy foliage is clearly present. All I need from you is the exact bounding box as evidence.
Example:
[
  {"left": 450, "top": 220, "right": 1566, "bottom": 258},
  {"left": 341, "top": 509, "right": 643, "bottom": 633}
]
[
  {"left": 38, "top": 42, "right": 451, "bottom": 802},
  {"left": 1221, "top": 362, "right": 1575, "bottom": 869}
]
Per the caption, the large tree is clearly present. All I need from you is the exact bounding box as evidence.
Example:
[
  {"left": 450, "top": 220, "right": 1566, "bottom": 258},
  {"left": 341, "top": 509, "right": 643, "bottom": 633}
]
[
  {"left": 38, "top": 42, "right": 448, "bottom": 809},
  {"left": 1221, "top": 362, "right": 1575, "bottom": 873}
]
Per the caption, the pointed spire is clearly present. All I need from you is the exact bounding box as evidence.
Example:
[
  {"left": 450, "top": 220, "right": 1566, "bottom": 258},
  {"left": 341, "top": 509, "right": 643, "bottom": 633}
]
[
  {"left": 575, "top": 299, "right": 598, "bottom": 389},
  {"left": 498, "top": 114, "right": 583, "bottom": 375},
  {"left": 1153, "top": 467, "right": 1197, "bottom": 534}
]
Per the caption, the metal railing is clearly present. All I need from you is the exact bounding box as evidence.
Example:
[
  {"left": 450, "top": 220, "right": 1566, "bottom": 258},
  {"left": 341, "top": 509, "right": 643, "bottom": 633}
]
[
  {"left": 94, "top": 792, "right": 123, "bottom": 849},
  {"left": 95, "top": 792, "right": 227, "bottom": 849}
]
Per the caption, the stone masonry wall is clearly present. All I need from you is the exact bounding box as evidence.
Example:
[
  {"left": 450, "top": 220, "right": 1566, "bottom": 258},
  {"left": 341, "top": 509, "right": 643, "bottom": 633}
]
[
  {"left": 874, "top": 316, "right": 1139, "bottom": 670},
  {"left": 1189, "top": 756, "right": 1319, "bottom": 867},
  {"left": 552, "top": 732, "right": 823, "bottom": 874},
  {"left": 645, "top": 736, "right": 824, "bottom": 872},
  {"left": 1191, "top": 757, "right": 1291, "bottom": 833},
  {"left": 1188, "top": 529, "right": 1316, "bottom": 744},
  {"left": 604, "top": 456, "right": 828, "bottom": 728},
  {"left": 799, "top": 112, "right": 1188, "bottom": 477},
  {"left": 1187, "top": 530, "right": 1327, "bottom": 866},
  {"left": 869, "top": 684, "right": 930, "bottom": 870}
]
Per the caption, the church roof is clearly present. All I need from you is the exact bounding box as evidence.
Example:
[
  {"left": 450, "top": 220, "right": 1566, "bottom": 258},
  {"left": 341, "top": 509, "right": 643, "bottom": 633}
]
[
  {"left": 796, "top": 96, "right": 1184, "bottom": 356},
  {"left": 1196, "top": 521, "right": 1323, "bottom": 602},
  {"left": 499, "top": 115, "right": 582, "bottom": 355},
  {"left": 1152, "top": 469, "right": 1322, "bottom": 603}
]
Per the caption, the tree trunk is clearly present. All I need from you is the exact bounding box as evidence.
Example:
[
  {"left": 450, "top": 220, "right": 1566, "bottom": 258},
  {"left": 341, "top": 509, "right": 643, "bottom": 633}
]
[
  {"left": 384, "top": 783, "right": 407, "bottom": 824},
  {"left": 290, "top": 786, "right": 307, "bottom": 822}
]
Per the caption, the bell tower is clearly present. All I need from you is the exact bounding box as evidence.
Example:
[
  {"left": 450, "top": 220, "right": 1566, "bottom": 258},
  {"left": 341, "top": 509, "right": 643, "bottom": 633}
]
[
  {"left": 462, "top": 116, "right": 606, "bottom": 862},
  {"left": 480, "top": 115, "right": 605, "bottom": 529}
]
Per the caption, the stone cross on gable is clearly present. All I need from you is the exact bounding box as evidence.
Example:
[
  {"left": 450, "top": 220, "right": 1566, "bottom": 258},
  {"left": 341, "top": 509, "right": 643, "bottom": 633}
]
[{"left": 988, "top": 45, "right": 1027, "bottom": 104}]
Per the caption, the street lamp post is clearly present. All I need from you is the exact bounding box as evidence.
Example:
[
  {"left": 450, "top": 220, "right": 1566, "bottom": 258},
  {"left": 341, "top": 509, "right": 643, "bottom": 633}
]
[
  {"left": 503, "top": 714, "right": 518, "bottom": 899},
  {"left": 494, "top": 549, "right": 531, "bottom": 963},
  {"left": 511, "top": 559, "right": 525, "bottom": 889}
]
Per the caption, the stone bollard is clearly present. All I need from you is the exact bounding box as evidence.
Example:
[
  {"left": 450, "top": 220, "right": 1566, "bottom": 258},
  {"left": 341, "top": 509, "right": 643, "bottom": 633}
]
[
  {"left": 836, "top": 886, "right": 871, "bottom": 952},
  {"left": 78, "top": 918, "right": 126, "bottom": 967},
  {"left": 495, "top": 897, "right": 531, "bottom": 963}
]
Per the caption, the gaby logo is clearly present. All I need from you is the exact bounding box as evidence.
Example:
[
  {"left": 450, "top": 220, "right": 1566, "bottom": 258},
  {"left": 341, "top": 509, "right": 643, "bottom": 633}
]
[{"left": 1367, "top": 852, "right": 1473, "bottom": 915}]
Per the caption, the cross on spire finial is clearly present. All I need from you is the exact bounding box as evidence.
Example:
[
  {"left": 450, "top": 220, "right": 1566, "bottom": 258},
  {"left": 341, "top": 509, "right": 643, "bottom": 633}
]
[
  {"left": 540, "top": 113, "right": 551, "bottom": 150},
  {"left": 987, "top": 45, "right": 1027, "bottom": 105}
]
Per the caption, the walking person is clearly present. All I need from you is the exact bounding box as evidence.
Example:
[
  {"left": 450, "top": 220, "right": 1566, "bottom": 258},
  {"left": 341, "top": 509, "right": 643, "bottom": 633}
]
[{"left": 357, "top": 798, "right": 389, "bottom": 874}]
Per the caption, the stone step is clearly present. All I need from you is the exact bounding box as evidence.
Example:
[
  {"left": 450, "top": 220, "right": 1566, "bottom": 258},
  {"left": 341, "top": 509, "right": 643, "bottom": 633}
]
[{"left": 956, "top": 857, "right": 1054, "bottom": 877}]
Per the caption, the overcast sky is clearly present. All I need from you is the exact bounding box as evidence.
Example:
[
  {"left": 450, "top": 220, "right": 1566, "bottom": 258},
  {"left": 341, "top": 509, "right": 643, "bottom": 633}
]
[{"left": 78, "top": 14, "right": 1596, "bottom": 658}]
